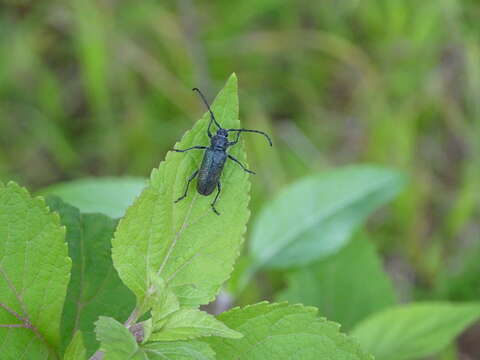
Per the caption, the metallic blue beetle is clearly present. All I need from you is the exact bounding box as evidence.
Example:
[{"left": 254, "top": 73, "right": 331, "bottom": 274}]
[{"left": 173, "top": 88, "right": 272, "bottom": 215}]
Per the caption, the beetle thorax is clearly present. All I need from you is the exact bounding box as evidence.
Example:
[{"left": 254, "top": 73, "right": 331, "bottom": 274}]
[{"left": 211, "top": 130, "right": 228, "bottom": 150}]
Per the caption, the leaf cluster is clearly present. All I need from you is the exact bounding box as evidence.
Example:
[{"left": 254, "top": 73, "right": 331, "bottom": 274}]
[
  {"left": 0, "top": 75, "right": 373, "bottom": 360},
  {"left": 2, "top": 75, "right": 479, "bottom": 360}
]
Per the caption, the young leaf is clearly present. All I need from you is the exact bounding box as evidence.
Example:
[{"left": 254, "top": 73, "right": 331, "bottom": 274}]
[
  {"left": 95, "top": 316, "right": 145, "bottom": 360},
  {"left": 250, "top": 165, "right": 406, "bottom": 269},
  {"left": 40, "top": 177, "right": 147, "bottom": 218},
  {"left": 0, "top": 182, "right": 71, "bottom": 358},
  {"left": 64, "top": 331, "right": 87, "bottom": 360},
  {"left": 112, "top": 74, "right": 250, "bottom": 310},
  {"left": 205, "top": 302, "right": 373, "bottom": 359},
  {"left": 141, "top": 340, "right": 215, "bottom": 360},
  {"left": 150, "top": 308, "right": 242, "bottom": 341},
  {"left": 149, "top": 275, "right": 180, "bottom": 326},
  {"left": 351, "top": 302, "right": 480, "bottom": 360},
  {"left": 46, "top": 196, "right": 136, "bottom": 356},
  {"left": 278, "top": 234, "right": 396, "bottom": 330},
  {"left": 138, "top": 319, "right": 153, "bottom": 345}
]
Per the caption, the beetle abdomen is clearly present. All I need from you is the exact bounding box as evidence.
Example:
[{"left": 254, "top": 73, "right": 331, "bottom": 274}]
[{"left": 197, "top": 149, "right": 226, "bottom": 195}]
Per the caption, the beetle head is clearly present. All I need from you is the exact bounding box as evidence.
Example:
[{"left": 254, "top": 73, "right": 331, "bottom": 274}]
[{"left": 216, "top": 128, "right": 228, "bottom": 137}]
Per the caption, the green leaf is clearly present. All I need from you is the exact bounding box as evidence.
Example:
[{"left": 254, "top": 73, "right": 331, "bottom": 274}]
[
  {"left": 278, "top": 234, "right": 397, "bottom": 330},
  {"left": 0, "top": 182, "right": 71, "bottom": 359},
  {"left": 150, "top": 308, "right": 242, "bottom": 341},
  {"left": 142, "top": 340, "right": 215, "bottom": 360},
  {"left": 250, "top": 165, "right": 406, "bottom": 269},
  {"left": 64, "top": 331, "right": 87, "bottom": 360},
  {"left": 351, "top": 302, "right": 480, "bottom": 360},
  {"left": 40, "top": 177, "right": 146, "bottom": 218},
  {"left": 139, "top": 319, "right": 153, "bottom": 345},
  {"left": 46, "top": 196, "right": 135, "bottom": 356},
  {"left": 96, "top": 316, "right": 146, "bottom": 360},
  {"left": 205, "top": 302, "right": 373, "bottom": 360},
  {"left": 112, "top": 74, "right": 250, "bottom": 309},
  {"left": 147, "top": 274, "right": 180, "bottom": 326}
]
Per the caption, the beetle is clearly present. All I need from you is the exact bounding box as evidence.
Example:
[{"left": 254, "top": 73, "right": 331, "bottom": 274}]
[{"left": 173, "top": 88, "right": 272, "bottom": 215}]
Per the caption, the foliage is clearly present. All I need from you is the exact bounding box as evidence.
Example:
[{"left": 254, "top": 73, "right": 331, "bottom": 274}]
[
  {"left": 0, "top": 75, "right": 380, "bottom": 359},
  {"left": 1, "top": 24, "right": 480, "bottom": 357},
  {"left": 2, "top": 0, "right": 480, "bottom": 318},
  {"left": 278, "top": 234, "right": 397, "bottom": 330},
  {"left": 97, "top": 317, "right": 217, "bottom": 360},
  {"left": 351, "top": 302, "right": 480, "bottom": 360},
  {"left": 0, "top": 182, "right": 71, "bottom": 359},
  {"left": 41, "top": 178, "right": 146, "bottom": 219},
  {"left": 249, "top": 166, "right": 405, "bottom": 269},
  {"left": 63, "top": 332, "right": 87, "bottom": 360},
  {"left": 149, "top": 308, "right": 242, "bottom": 342},
  {"left": 111, "top": 74, "right": 250, "bottom": 311},
  {"left": 45, "top": 196, "right": 135, "bottom": 356},
  {"left": 95, "top": 316, "right": 145, "bottom": 360},
  {"left": 205, "top": 302, "right": 373, "bottom": 360}
]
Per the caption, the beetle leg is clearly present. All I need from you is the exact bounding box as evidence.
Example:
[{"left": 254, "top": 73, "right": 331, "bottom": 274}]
[
  {"left": 227, "top": 154, "right": 256, "bottom": 174},
  {"left": 173, "top": 146, "right": 208, "bottom": 152},
  {"left": 211, "top": 181, "right": 221, "bottom": 216},
  {"left": 175, "top": 170, "right": 199, "bottom": 203}
]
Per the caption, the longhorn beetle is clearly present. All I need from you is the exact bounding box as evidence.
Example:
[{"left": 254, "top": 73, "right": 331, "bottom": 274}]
[{"left": 173, "top": 88, "right": 272, "bottom": 215}]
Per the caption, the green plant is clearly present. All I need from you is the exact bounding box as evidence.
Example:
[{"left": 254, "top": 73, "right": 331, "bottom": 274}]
[
  {"left": 2, "top": 74, "right": 479, "bottom": 360},
  {"left": 0, "top": 75, "right": 374, "bottom": 359},
  {"left": 3, "top": 0, "right": 480, "bottom": 356}
]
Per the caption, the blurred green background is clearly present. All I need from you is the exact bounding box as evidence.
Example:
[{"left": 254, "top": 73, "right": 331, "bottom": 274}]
[{"left": 1, "top": 0, "right": 480, "bottom": 329}]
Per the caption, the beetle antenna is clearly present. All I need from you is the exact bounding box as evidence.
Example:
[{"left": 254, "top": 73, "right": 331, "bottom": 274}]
[
  {"left": 227, "top": 129, "right": 273, "bottom": 146},
  {"left": 192, "top": 88, "right": 222, "bottom": 130}
]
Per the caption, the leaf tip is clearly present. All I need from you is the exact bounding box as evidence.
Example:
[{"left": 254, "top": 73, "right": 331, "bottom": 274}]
[{"left": 225, "top": 73, "right": 238, "bottom": 89}]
